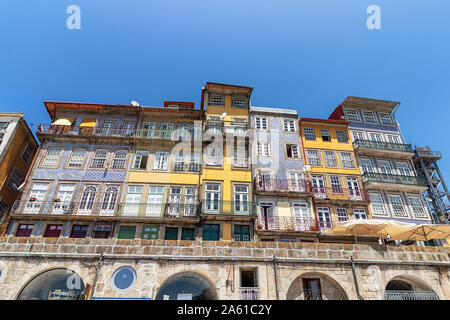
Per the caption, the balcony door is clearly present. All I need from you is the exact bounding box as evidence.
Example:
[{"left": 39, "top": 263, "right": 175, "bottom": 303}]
[
  {"left": 122, "top": 186, "right": 142, "bottom": 216},
  {"left": 184, "top": 188, "right": 196, "bottom": 217},
  {"left": 101, "top": 120, "right": 116, "bottom": 136},
  {"left": 100, "top": 186, "right": 119, "bottom": 216},
  {"left": 258, "top": 171, "right": 272, "bottom": 191},
  {"left": 146, "top": 186, "right": 164, "bottom": 217},
  {"left": 346, "top": 177, "right": 362, "bottom": 200},
  {"left": 52, "top": 183, "right": 75, "bottom": 214},
  {"left": 234, "top": 185, "right": 249, "bottom": 215},
  {"left": 317, "top": 207, "right": 332, "bottom": 231},
  {"left": 292, "top": 202, "right": 310, "bottom": 231},
  {"left": 142, "top": 121, "right": 156, "bottom": 137},
  {"left": 259, "top": 202, "right": 277, "bottom": 230},
  {"left": 78, "top": 185, "right": 98, "bottom": 215},
  {"left": 288, "top": 172, "right": 305, "bottom": 191},
  {"left": 168, "top": 187, "right": 182, "bottom": 217},
  {"left": 24, "top": 182, "right": 49, "bottom": 214},
  {"left": 312, "top": 175, "right": 326, "bottom": 199},
  {"left": 303, "top": 279, "right": 322, "bottom": 300},
  {"left": 205, "top": 184, "right": 220, "bottom": 213}
]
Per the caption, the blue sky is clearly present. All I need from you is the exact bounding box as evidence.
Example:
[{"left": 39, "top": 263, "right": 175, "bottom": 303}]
[{"left": 1, "top": 0, "right": 449, "bottom": 177}]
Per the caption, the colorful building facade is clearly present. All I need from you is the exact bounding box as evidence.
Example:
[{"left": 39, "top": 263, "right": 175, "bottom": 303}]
[{"left": 329, "top": 97, "right": 432, "bottom": 225}]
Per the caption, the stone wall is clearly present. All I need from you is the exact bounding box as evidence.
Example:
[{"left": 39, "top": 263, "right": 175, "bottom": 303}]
[{"left": 0, "top": 236, "right": 448, "bottom": 300}]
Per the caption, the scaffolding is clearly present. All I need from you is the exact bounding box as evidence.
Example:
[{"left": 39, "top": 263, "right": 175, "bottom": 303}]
[{"left": 413, "top": 146, "right": 450, "bottom": 224}]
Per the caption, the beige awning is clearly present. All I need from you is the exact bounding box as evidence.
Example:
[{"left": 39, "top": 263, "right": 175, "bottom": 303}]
[
  {"left": 388, "top": 224, "right": 450, "bottom": 241},
  {"left": 52, "top": 117, "right": 75, "bottom": 126},
  {"left": 79, "top": 118, "right": 97, "bottom": 127},
  {"left": 325, "top": 220, "right": 390, "bottom": 237}
]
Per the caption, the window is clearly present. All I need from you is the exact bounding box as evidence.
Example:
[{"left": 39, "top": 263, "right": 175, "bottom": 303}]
[
  {"left": 369, "top": 132, "right": 383, "bottom": 142},
  {"left": 133, "top": 150, "right": 149, "bottom": 170},
  {"left": 168, "top": 187, "right": 182, "bottom": 217},
  {"left": 336, "top": 208, "right": 349, "bottom": 221},
  {"left": 408, "top": 196, "right": 427, "bottom": 218},
  {"left": 257, "top": 142, "right": 270, "bottom": 157},
  {"left": 0, "top": 199, "right": 8, "bottom": 219},
  {"left": 52, "top": 183, "right": 75, "bottom": 214},
  {"left": 209, "top": 94, "right": 225, "bottom": 105},
  {"left": 387, "top": 135, "right": 401, "bottom": 144},
  {"left": 68, "top": 148, "right": 86, "bottom": 168},
  {"left": 232, "top": 96, "right": 248, "bottom": 108},
  {"left": 303, "top": 128, "right": 316, "bottom": 140},
  {"left": 324, "top": 152, "right": 337, "bottom": 167},
  {"left": 121, "top": 121, "right": 135, "bottom": 137},
  {"left": 184, "top": 188, "right": 197, "bottom": 217},
  {"left": 22, "top": 144, "right": 33, "bottom": 163},
  {"left": 15, "top": 224, "right": 34, "bottom": 237},
  {"left": 91, "top": 149, "right": 107, "bottom": 168},
  {"left": 234, "top": 225, "right": 250, "bottom": 241},
  {"left": 255, "top": 117, "right": 268, "bottom": 130},
  {"left": 389, "top": 194, "right": 406, "bottom": 216},
  {"left": 346, "top": 109, "right": 359, "bottom": 121},
  {"left": 205, "top": 184, "right": 220, "bottom": 213},
  {"left": 43, "top": 224, "right": 63, "bottom": 238},
  {"left": 317, "top": 207, "right": 332, "bottom": 230},
  {"left": 100, "top": 186, "right": 120, "bottom": 215},
  {"left": 306, "top": 150, "right": 321, "bottom": 166},
  {"left": 354, "top": 209, "right": 368, "bottom": 219},
  {"left": 141, "top": 121, "right": 156, "bottom": 137},
  {"left": 118, "top": 226, "right": 136, "bottom": 239},
  {"left": 164, "top": 227, "right": 178, "bottom": 240},
  {"left": 330, "top": 176, "right": 342, "bottom": 193},
  {"left": 70, "top": 225, "right": 88, "bottom": 238},
  {"left": 112, "top": 267, "right": 136, "bottom": 292},
  {"left": 153, "top": 151, "right": 169, "bottom": 170},
  {"left": 336, "top": 130, "right": 348, "bottom": 143},
  {"left": 234, "top": 185, "right": 249, "bottom": 214},
  {"left": 351, "top": 131, "right": 365, "bottom": 142},
  {"left": 396, "top": 162, "right": 412, "bottom": 176},
  {"left": 286, "top": 144, "right": 300, "bottom": 158},
  {"left": 181, "top": 228, "right": 195, "bottom": 240},
  {"left": 8, "top": 169, "right": 23, "bottom": 192},
  {"left": 378, "top": 160, "right": 393, "bottom": 174},
  {"left": 160, "top": 122, "right": 174, "bottom": 139},
  {"left": 122, "top": 185, "right": 143, "bottom": 216},
  {"left": 362, "top": 111, "right": 377, "bottom": 123},
  {"left": 93, "top": 225, "right": 112, "bottom": 238},
  {"left": 379, "top": 113, "right": 393, "bottom": 125},
  {"left": 283, "top": 119, "right": 296, "bottom": 132},
  {"left": 146, "top": 187, "right": 164, "bottom": 216},
  {"left": 78, "top": 185, "right": 98, "bottom": 214},
  {"left": 173, "top": 150, "right": 185, "bottom": 171},
  {"left": 112, "top": 150, "right": 127, "bottom": 169},
  {"left": 101, "top": 120, "right": 117, "bottom": 136},
  {"left": 292, "top": 202, "right": 310, "bottom": 227},
  {"left": 203, "top": 224, "right": 219, "bottom": 241},
  {"left": 24, "top": 182, "right": 49, "bottom": 213},
  {"left": 321, "top": 129, "right": 331, "bottom": 142},
  {"left": 205, "top": 145, "right": 223, "bottom": 166},
  {"left": 42, "top": 147, "right": 63, "bottom": 166},
  {"left": 233, "top": 147, "right": 249, "bottom": 167},
  {"left": 359, "top": 158, "right": 374, "bottom": 173},
  {"left": 207, "top": 119, "right": 223, "bottom": 134},
  {"left": 369, "top": 193, "right": 387, "bottom": 215},
  {"left": 141, "top": 225, "right": 159, "bottom": 239},
  {"left": 188, "top": 152, "right": 201, "bottom": 172},
  {"left": 341, "top": 153, "right": 354, "bottom": 168}
]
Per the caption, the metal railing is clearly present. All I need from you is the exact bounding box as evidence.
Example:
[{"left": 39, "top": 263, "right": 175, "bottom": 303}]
[
  {"left": 354, "top": 139, "right": 413, "bottom": 153},
  {"left": 302, "top": 289, "right": 347, "bottom": 300},
  {"left": 172, "top": 162, "right": 202, "bottom": 172},
  {"left": 312, "top": 187, "right": 370, "bottom": 202},
  {"left": 12, "top": 200, "right": 77, "bottom": 215},
  {"left": 362, "top": 172, "right": 427, "bottom": 187},
  {"left": 201, "top": 200, "right": 257, "bottom": 216},
  {"left": 135, "top": 128, "right": 175, "bottom": 140},
  {"left": 384, "top": 290, "right": 439, "bottom": 300},
  {"left": 239, "top": 287, "right": 260, "bottom": 300},
  {"left": 117, "top": 203, "right": 199, "bottom": 218},
  {"left": 256, "top": 216, "right": 318, "bottom": 232},
  {"left": 37, "top": 124, "right": 137, "bottom": 138},
  {"left": 254, "top": 176, "right": 311, "bottom": 193}
]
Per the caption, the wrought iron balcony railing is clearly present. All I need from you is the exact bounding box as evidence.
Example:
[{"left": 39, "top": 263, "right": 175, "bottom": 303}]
[
  {"left": 302, "top": 289, "right": 347, "bottom": 300},
  {"left": 172, "top": 162, "right": 202, "bottom": 172},
  {"left": 135, "top": 128, "right": 175, "bottom": 140},
  {"left": 254, "top": 176, "right": 311, "bottom": 193},
  {"left": 117, "top": 203, "right": 199, "bottom": 218},
  {"left": 37, "top": 124, "right": 137, "bottom": 138},
  {"left": 312, "top": 187, "right": 370, "bottom": 202},
  {"left": 201, "top": 200, "right": 257, "bottom": 216},
  {"left": 12, "top": 200, "right": 77, "bottom": 215},
  {"left": 384, "top": 290, "right": 439, "bottom": 300},
  {"left": 256, "top": 216, "right": 319, "bottom": 232},
  {"left": 362, "top": 172, "right": 427, "bottom": 187},
  {"left": 353, "top": 139, "right": 413, "bottom": 153},
  {"left": 239, "top": 287, "right": 260, "bottom": 300}
]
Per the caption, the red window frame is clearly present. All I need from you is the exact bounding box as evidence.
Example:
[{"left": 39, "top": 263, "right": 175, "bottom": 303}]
[
  {"left": 15, "top": 224, "right": 34, "bottom": 237},
  {"left": 43, "top": 224, "right": 63, "bottom": 238}
]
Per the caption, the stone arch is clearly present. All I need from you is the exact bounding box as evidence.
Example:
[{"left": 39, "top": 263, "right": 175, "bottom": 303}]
[
  {"left": 154, "top": 271, "right": 218, "bottom": 300},
  {"left": 383, "top": 275, "right": 440, "bottom": 300},
  {"left": 286, "top": 271, "right": 348, "bottom": 300},
  {"left": 16, "top": 267, "right": 85, "bottom": 300}
]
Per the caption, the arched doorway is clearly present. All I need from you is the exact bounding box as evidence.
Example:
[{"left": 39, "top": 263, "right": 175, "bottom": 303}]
[
  {"left": 384, "top": 276, "right": 439, "bottom": 300},
  {"left": 17, "top": 268, "right": 85, "bottom": 300},
  {"left": 287, "top": 272, "right": 348, "bottom": 300},
  {"left": 155, "top": 272, "right": 217, "bottom": 300}
]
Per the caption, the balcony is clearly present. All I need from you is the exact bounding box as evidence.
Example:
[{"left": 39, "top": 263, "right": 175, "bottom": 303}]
[
  {"left": 135, "top": 128, "right": 175, "bottom": 140},
  {"left": 117, "top": 203, "right": 199, "bottom": 219},
  {"left": 384, "top": 290, "right": 439, "bottom": 300},
  {"left": 12, "top": 200, "right": 76, "bottom": 216},
  {"left": 201, "top": 200, "right": 257, "bottom": 216},
  {"left": 254, "top": 176, "right": 312, "bottom": 195},
  {"left": 362, "top": 172, "right": 427, "bottom": 190},
  {"left": 172, "top": 162, "right": 202, "bottom": 173},
  {"left": 312, "top": 187, "right": 370, "bottom": 202},
  {"left": 353, "top": 139, "right": 414, "bottom": 158},
  {"left": 36, "top": 124, "right": 136, "bottom": 139},
  {"left": 301, "top": 289, "right": 347, "bottom": 300},
  {"left": 256, "top": 216, "right": 318, "bottom": 232},
  {"left": 239, "top": 287, "right": 260, "bottom": 300}
]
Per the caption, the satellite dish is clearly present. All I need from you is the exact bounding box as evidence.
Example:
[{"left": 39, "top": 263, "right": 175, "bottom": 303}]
[
  {"left": 220, "top": 112, "right": 227, "bottom": 120},
  {"left": 302, "top": 165, "right": 311, "bottom": 172}
]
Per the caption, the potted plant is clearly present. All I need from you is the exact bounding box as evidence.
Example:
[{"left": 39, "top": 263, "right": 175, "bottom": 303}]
[
  {"left": 53, "top": 198, "right": 61, "bottom": 203},
  {"left": 29, "top": 197, "right": 37, "bottom": 202},
  {"left": 257, "top": 224, "right": 263, "bottom": 230}
]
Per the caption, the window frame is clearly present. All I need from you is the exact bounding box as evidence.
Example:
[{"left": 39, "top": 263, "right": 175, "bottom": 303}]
[
  {"left": 90, "top": 149, "right": 109, "bottom": 169},
  {"left": 40, "top": 147, "right": 64, "bottom": 168},
  {"left": 306, "top": 150, "right": 321, "bottom": 166},
  {"left": 345, "top": 108, "right": 360, "bottom": 121},
  {"left": 303, "top": 127, "right": 316, "bottom": 141}
]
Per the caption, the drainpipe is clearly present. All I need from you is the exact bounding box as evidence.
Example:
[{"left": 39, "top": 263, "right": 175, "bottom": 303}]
[
  {"left": 350, "top": 256, "right": 364, "bottom": 300},
  {"left": 273, "top": 254, "right": 280, "bottom": 300},
  {"left": 89, "top": 252, "right": 104, "bottom": 300}
]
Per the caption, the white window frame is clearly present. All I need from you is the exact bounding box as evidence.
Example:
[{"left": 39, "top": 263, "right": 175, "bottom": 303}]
[
  {"left": 388, "top": 194, "right": 407, "bottom": 217},
  {"left": 42, "top": 147, "right": 63, "bottom": 167},
  {"left": 359, "top": 157, "right": 374, "bottom": 173},
  {"left": 306, "top": 150, "right": 321, "bottom": 166},
  {"left": 351, "top": 131, "right": 365, "bottom": 142},
  {"left": 408, "top": 196, "right": 427, "bottom": 218},
  {"left": 320, "top": 129, "right": 331, "bottom": 142},
  {"left": 354, "top": 209, "right": 368, "bottom": 220},
  {"left": 346, "top": 108, "right": 360, "bottom": 121},
  {"left": 68, "top": 148, "right": 86, "bottom": 168},
  {"left": 362, "top": 110, "right": 377, "bottom": 123},
  {"left": 153, "top": 151, "right": 169, "bottom": 171},
  {"left": 286, "top": 144, "right": 300, "bottom": 159},
  {"left": 336, "top": 130, "right": 348, "bottom": 143},
  {"left": 379, "top": 112, "right": 394, "bottom": 125},
  {"left": 303, "top": 127, "right": 316, "bottom": 141},
  {"left": 91, "top": 149, "right": 108, "bottom": 168},
  {"left": 369, "top": 193, "right": 387, "bottom": 216},
  {"left": 257, "top": 142, "right": 270, "bottom": 157},
  {"left": 283, "top": 119, "right": 296, "bottom": 132},
  {"left": 255, "top": 117, "right": 268, "bottom": 130},
  {"left": 340, "top": 152, "right": 355, "bottom": 168}
]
